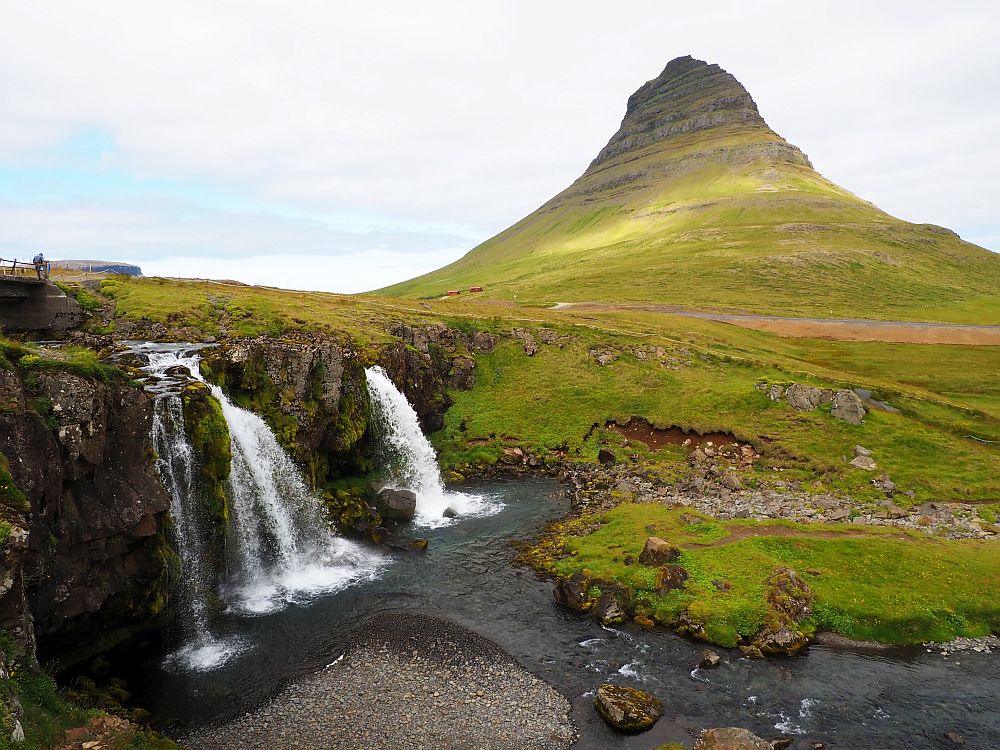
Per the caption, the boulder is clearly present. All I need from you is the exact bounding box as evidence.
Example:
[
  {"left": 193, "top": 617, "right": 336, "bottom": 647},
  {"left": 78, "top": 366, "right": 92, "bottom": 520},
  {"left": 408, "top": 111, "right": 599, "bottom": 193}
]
[
  {"left": 849, "top": 455, "right": 878, "bottom": 471},
  {"left": 442, "top": 506, "right": 459, "bottom": 519},
  {"left": 751, "top": 567, "right": 813, "bottom": 655},
  {"left": 693, "top": 727, "right": 773, "bottom": 750},
  {"left": 785, "top": 383, "right": 825, "bottom": 411},
  {"left": 656, "top": 564, "right": 689, "bottom": 593},
  {"left": 597, "top": 448, "right": 617, "bottom": 465},
  {"left": 765, "top": 384, "right": 785, "bottom": 401},
  {"left": 163, "top": 364, "right": 192, "bottom": 378},
  {"left": 590, "top": 349, "right": 615, "bottom": 366},
  {"left": 383, "top": 535, "right": 428, "bottom": 552},
  {"left": 472, "top": 331, "right": 497, "bottom": 353},
  {"left": 375, "top": 488, "right": 417, "bottom": 520},
  {"left": 699, "top": 650, "right": 722, "bottom": 669},
  {"left": 552, "top": 572, "right": 594, "bottom": 612},
  {"left": 720, "top": 472, "right": 743, "bottom": 491},
  {"left": 872, "top": 474, "right": 896, "bottom": 495},
  {"left": 638, "top": 536, "right": 680, "bottom": 565},
  {"left": 595, "top": 593, "right": 627, "bottom": 625},
  {"left": 593, "top": 684, "right": 662, "bottom": 733},
  {"left": 831, "top": 389, "right": 866, "bottom": 424}
]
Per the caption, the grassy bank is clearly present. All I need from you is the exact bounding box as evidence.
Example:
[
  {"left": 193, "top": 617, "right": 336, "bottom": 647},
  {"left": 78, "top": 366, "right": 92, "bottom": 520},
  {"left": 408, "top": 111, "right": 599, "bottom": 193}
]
[
  {"left": 536, "top": 503, "right": 1000, "bottom": 647},
  {"left": 433, "top": 331, "right": 1000, "bottom": 503}
]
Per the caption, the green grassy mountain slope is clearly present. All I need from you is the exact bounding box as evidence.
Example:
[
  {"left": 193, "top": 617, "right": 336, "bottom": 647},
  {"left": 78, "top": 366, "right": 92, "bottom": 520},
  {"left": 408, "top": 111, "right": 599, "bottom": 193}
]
[{"left": 380, "top": 56, "right": 1000, "bottom": 322}]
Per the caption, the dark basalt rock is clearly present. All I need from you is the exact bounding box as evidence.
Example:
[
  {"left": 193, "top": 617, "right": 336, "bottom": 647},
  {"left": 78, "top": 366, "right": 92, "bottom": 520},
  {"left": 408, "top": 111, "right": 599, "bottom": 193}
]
[
  {"left": 552, "top": 571, "right": 594, "bottom": 612},
  {"left": 594, "top": 683, "right": 662, "bottom": 733},
  {"left": 0, "top": 366, "right": 177, "bottom": 667},
  {"left": 588, "top": 55, "right": 811, "bottom": 172},
  {"left": 638, "top": 536, "right": 679, "bottom": 565},
  {"left": 656, "top": 564, "right": 689, "bottom": 593},
  {"left": 375, "top": 488, "right": 416, "bottom": 521}
]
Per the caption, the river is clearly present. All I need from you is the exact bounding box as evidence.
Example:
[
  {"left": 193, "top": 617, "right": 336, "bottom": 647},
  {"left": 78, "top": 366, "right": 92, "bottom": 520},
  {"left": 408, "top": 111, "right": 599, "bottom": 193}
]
[{"left": 114, "top": 478, "right": 998, "bottom": 750}]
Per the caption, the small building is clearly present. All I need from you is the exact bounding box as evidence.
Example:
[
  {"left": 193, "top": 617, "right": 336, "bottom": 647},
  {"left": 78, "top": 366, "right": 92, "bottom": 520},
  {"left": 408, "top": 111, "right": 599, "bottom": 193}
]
[
  {"left": 469, "top": 286, "right": 484, "bottom": 293},
  {"left": 447, "top": 290, "right": 461, "bottom": 296}
]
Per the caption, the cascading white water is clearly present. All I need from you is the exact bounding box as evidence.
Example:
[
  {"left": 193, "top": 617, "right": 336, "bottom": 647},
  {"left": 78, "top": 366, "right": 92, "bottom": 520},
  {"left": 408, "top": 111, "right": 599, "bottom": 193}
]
[
  {"left": 365, "top": 366, "right": 502, "bottom": 528},
  {"left": 212, "top": 383, "right": 384, "bottom": 615},
  {"left": 137, "top": 344, "right": 385, "bottom": 668},
  {"left": 147, "top": 354, "right": 245, "bottom": 672}
]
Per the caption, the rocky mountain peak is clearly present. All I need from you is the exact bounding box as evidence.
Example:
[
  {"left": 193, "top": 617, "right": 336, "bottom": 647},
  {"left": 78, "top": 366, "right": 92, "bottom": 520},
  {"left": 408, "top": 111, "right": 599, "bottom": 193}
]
[{"left": 590, "top": 55, "right": 796, "bottom": 170}]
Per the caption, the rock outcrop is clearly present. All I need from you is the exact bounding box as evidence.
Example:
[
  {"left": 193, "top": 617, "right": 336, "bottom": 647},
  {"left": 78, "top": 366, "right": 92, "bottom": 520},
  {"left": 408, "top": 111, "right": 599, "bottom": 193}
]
[
  {"left": 0, "top": 364, "right": 177, "bottom": 665},
  {"left": 200, "top": 334, "right": 372, "bottom": 488}
]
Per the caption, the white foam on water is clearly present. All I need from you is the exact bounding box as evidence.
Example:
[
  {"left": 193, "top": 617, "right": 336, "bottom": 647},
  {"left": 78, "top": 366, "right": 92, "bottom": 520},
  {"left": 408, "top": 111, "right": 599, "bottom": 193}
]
[
  {"left": 774, "top": 713, "right": 804, "bottom": 734},
  {"left": 163, "top": 634, "right": 247, "bottom": 673},
  {"left": 799, "top": 698, "right": 818, "bottom": 718},
  {"left": 579, "top": 638, "right": 609, "bottom": 649},
  {"left": 227, "top": 538, "right": 386, "bottom": 615},
  {"left": 618, "top": 661, "right": 644, "bottom": 680},
  {"left": 365, "top": 365, "right": 503, "bottom": 528}
]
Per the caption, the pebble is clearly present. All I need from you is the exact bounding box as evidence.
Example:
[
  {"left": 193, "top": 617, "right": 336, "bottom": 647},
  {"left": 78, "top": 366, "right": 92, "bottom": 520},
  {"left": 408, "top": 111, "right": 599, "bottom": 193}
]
[{"left": 182, "top": 613, "right": 576, "bottom": 750}]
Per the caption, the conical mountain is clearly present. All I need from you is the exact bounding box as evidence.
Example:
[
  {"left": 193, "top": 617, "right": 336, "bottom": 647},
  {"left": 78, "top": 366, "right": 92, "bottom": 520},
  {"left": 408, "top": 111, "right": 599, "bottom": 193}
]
[{"left": 380, "top": 56, "right": 1000, "bottom": 322}]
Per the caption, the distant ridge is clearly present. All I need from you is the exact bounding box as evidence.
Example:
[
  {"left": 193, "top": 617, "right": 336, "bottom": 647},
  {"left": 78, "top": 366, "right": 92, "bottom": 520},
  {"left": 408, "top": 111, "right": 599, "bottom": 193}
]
[
  {"left": 379, "top": 56, "right": 1000, "bottom": 323},
  {"left": 53, "top": 260, "right": 142, "bottom": 276}
]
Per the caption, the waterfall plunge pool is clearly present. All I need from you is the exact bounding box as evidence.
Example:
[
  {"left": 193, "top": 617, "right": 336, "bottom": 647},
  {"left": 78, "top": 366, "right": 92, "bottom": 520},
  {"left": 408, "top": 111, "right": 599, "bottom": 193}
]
[{"left": 110, "top": 478, "right": 998, "bottom": 749}]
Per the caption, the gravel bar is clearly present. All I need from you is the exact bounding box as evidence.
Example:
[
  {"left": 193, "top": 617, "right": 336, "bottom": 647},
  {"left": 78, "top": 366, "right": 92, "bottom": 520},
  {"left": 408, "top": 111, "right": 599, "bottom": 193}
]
[{"left": 182, "top": 612, "right": 576, "bottom": 750}]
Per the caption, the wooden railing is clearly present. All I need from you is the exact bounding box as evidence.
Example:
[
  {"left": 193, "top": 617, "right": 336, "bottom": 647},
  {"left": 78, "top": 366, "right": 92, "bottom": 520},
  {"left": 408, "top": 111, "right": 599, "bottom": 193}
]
[{"left": 0, "top": 258, "right": 51, "bottom": 280}]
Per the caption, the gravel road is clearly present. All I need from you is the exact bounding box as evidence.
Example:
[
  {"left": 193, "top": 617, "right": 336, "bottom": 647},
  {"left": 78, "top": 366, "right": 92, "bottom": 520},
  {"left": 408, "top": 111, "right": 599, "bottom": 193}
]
[{"left": 182, "top": 612, "right": 576, "bottom": 750}]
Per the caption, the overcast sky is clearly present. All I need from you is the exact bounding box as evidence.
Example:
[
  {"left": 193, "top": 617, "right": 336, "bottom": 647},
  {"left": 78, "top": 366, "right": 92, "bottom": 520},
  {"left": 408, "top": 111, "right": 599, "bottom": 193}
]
[{"left": 2, "top": 1, "right": 998, "bottom": 292}]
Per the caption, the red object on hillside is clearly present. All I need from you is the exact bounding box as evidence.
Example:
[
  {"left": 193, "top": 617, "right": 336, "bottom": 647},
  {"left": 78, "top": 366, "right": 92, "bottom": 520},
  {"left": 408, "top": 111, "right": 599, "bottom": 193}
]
[
  {"left": 447, "top": 290, "right": 461, "bottom": 296},
  {"left": 469, "top": 286, "right": 484, "bottom": 293}
]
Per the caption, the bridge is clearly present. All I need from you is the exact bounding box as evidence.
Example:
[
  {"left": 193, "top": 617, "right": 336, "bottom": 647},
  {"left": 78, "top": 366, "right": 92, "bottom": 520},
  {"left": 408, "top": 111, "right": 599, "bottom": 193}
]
[{"left": 0, "top": 257, "right": 84, "bottom": 332}]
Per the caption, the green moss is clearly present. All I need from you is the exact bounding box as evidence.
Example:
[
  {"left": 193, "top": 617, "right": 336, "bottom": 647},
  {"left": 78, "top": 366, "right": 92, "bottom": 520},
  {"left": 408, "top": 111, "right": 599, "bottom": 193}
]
[
  {"left": 547, "top": 503, "right": 1000, "bottom": 647},
  {"left": 142, "top": 527, "right": 182, "bottom": 617},
  {"left": 181, "top": 383, "right": 232, "bottom": 533},
  {"left": 0, "top": 454, "right": 29, "bottom": 514}
]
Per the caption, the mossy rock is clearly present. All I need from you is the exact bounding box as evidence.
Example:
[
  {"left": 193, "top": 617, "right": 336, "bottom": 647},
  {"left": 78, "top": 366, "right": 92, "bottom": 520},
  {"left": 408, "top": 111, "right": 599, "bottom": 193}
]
[
  {"left": 0, "top": 453, "right": 30, "bottom": 513},
  {"left": 181, "top": 382, "right": 232, "bottom": 541},
  {"left": 594, "top": 683, "right": 663, "bottom": 733}
]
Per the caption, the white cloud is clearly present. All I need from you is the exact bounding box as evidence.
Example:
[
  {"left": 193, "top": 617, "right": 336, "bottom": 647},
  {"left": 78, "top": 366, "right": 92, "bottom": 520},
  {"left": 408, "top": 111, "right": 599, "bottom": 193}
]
[
  {"left": 1, "top": 0, "right": 997, "bottom": 290},
  {"left": 140, "top": 249, "right": 465, "bottom": 294}
]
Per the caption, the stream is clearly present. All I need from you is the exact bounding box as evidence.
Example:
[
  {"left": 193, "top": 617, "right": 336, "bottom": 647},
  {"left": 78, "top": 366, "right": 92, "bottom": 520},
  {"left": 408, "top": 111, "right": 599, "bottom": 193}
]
[{"left": 118, "top": 478, "right": 998, "bottom": 750}]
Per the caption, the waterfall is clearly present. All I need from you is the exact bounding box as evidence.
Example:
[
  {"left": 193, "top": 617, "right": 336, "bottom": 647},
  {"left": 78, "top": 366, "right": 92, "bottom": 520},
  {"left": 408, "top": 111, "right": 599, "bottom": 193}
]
[
  {"left": 365, "top": 365, "right": 501, "bottom": 528},
  {"left": 148, "top": 356, "right": 245, "bottom": 672},
  {"left": 212, "top": 384, "right": 384, "bottom": 616},
  {"left": 136, "top": 343, "right": 385, "bottom": 669}
]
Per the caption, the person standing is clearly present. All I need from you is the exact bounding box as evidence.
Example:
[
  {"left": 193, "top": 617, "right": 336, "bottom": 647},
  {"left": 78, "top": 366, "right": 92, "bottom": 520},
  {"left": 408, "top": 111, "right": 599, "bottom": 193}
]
[{"left": 32, "top": 252, "right": 46, "bottom": 280}]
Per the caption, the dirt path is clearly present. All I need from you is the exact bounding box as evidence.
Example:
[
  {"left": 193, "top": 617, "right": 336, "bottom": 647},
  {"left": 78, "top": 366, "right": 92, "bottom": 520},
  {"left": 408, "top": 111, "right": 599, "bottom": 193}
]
[{"left": 550, "top": 302, "right": 1000, "bottom": 345}]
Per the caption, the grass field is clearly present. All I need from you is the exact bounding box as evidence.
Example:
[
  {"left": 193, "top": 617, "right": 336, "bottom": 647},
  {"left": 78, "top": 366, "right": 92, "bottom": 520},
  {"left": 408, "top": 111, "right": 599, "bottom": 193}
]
[{"left": 543, "top": 503, "right": 1000, "bottom": 646}]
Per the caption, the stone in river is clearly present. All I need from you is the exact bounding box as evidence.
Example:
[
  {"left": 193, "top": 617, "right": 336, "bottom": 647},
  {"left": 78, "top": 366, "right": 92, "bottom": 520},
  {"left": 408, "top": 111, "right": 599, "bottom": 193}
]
[{"left": 593, "top": 684, "right": 662, "bottom": 733}]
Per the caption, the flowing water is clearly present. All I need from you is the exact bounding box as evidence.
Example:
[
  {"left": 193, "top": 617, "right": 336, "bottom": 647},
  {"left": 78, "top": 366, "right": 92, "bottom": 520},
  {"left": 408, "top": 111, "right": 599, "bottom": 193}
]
[
  {"left": 134, "top": 343, "right": 385, "bottom": 671},
  {"left": 125, "top": 345, "right": 998, "bottom": 748},
  {"left": 366, "top": 364, "right": 502, "bottom": 527}
]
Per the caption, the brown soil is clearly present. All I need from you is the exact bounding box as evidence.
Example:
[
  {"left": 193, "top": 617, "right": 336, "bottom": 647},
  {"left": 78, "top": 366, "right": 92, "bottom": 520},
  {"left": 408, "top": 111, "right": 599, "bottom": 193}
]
[
  {"left": 606, "top": 418, "right": 738, "bottom": 450},
  {"left": 552, "top": 303, "right": 1000, "bottom": 345}
]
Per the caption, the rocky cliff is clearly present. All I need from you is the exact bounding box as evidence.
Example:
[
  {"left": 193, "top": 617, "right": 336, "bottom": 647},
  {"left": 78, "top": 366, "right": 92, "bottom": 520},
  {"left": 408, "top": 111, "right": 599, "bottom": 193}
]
[{"left": 0, "top": 363, "right": 177, "bottom": 667}]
